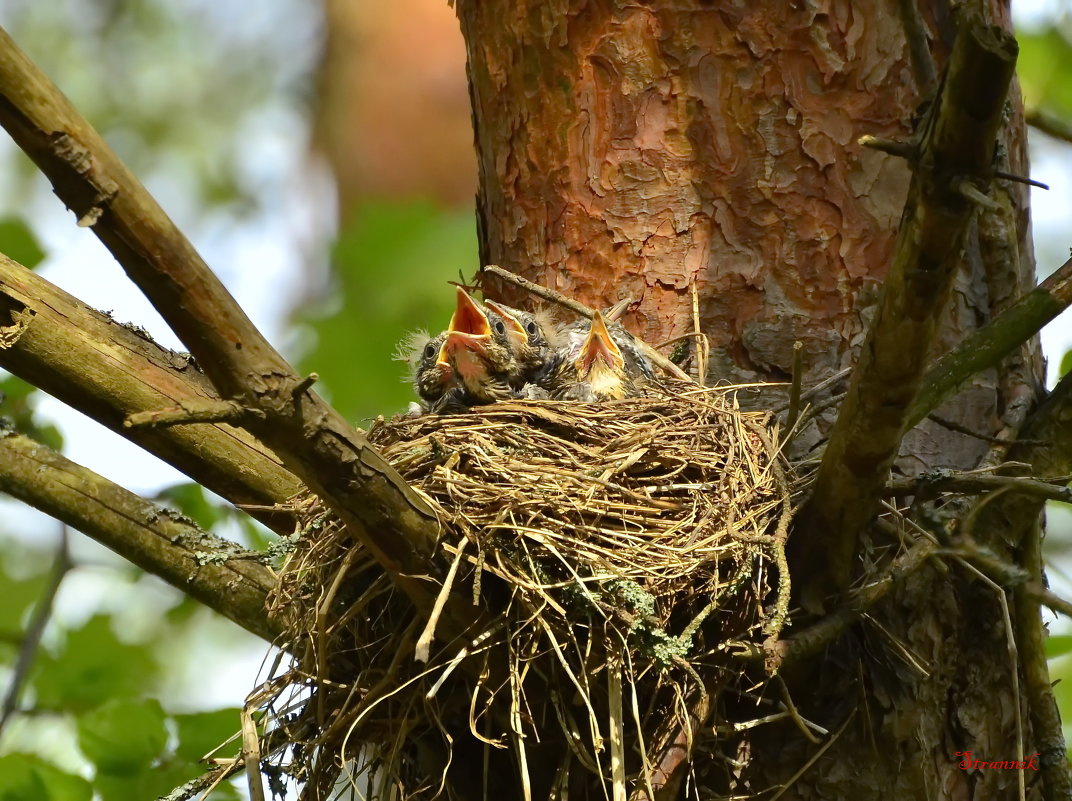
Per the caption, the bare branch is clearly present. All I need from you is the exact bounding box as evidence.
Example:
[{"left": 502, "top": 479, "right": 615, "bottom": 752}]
[
  {"left": 0, "top": 28, "right": 456, "bottom": 621},
  {"left": 0, "top": 430, "right": 280, "bottom": 642},
  {"left": 124, "top": 399, "right": 258, "bottom": 429},
  {"left": 894, "top": 0, "right": 938, "bottom": 94},
  {"left": 751, "top": 539, "right": 938, "bottom": 669},
  {"left": 794, "top": 15, "right": 1018, "bottom": 607},
  {"left": 973, "top": 370, "right": 1072, "bottom": 550},
  {"left": 1027, "top": 107, "right": 1072, "bottom": 146},
  {"left": 0, "top": 254, "right": 302, "bottom": 531},
  {"left": 0, "top": 526, "right": 69, "bottom": 734},
  {"left": 884, "top": 473, "right": 1072, "bottom": 504},
  {"left": 947, "top": 532, "right": 1071, "bottom": 797},
  {"left": 908, "top": 254, "right": 1072, "bottom": 429},
  {"left": 1014, "top": 528, "right": 1072, "bottom": 801}
]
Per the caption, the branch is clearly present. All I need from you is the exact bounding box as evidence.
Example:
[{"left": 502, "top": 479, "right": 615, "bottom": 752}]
[
  {"left": 752, "top": 539, "right": 938, "bottom": 669},
  {"left": 0, "top": 28, "right": 456, "bottom": 621},
  {"left": 884, "top": 472, "right": 1072, "bottom": 504},
  {"left": 1014, "top": 531, "right": 1072, "bottom": 801},
  {"left": 0, "top": 254, "right": 302, "bottom": 531},
  {"left": 972, "top": 370, "right": 1072, "bottom": 552},
  {"left": 0, "top": 527, "right": 69, "bottom": 734},
  {"left": 0, "top": 430, "right": 280, "bottom": 642},
  {"left": 945, "top": 534, "right": 1071, "bottom": 799},
  {"left": 895, "top": 0, "right": 938, "bottom": 93},
  {"left": 1027, "top": 107, "right": 1072, "bottom": 146},
  {"left": 793, "top": 15, "right": 1018, "bottom": 607},
  {"left": 907, "top": 254, "right": 1072, "bottom": 429}
]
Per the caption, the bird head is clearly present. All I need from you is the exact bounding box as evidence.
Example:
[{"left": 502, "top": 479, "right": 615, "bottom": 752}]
[
  {"left": 442, "top": 289, "right": 518, "bottom": 402},
  {"left": 575, "top": 312, "right": 628, "bottom": 399},
  {"left": 484, "top": 301, "right": 557, "bottom": 376},
  {"left": 484, "top": 300, "right": 530, "bottom": 353},
  {"left": 396, "top": 330, "right": 453, "bottom": 402}
]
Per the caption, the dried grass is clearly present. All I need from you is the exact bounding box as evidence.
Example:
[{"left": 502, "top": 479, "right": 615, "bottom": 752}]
[{"left": 258, "top": 381, "right": 796, "bottom": 800}]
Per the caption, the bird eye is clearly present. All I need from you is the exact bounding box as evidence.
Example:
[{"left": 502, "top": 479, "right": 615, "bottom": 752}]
[
  {"left": 525, "top": 321, "right": 538, "bottom": 336},
  {"left": 493, "top": 319, "right": 506, "bottom": 335},
  {"left": 423, "top": 343, "right": 437, "bottom": 359}
]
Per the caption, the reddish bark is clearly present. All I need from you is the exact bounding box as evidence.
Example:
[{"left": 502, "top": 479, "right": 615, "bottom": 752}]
[{"left": 455, "top": 2, "right": 1049, "bottom": 799}]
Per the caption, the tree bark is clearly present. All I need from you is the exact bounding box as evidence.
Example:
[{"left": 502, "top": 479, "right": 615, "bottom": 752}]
[{"left": 457, "top": 1, "right": 1055, "bottom": 798}]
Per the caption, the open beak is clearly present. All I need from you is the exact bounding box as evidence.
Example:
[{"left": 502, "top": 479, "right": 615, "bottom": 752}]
[
  {"left": 577, "top": 312, "right": 624, "bottom": 375},
  {"left": 441, "top": 330, "right": 492, "bottom": 379},
  {"left": 485, "top": 300, "right": 527, "bottom": 349},
  {"left": 434, "top": 338, "right": 454, "bottom": 375},
  {"left": 448, "top": 288, "right": 492, "bottom": 337}
]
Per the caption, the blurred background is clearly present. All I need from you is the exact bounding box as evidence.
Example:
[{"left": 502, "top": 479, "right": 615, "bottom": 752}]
[{"left": 0, "top": 1, "right": 1072, "bottom": 798}]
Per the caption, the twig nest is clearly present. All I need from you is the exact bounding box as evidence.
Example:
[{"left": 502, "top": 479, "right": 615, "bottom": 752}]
[{"left": 265, "top": 381, "right": 794, "bottom": 799}]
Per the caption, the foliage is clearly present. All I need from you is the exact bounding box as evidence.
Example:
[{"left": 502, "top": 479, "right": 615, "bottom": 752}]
[
  {"left": 0, "top": 0, "right": 318, "bottom": 217},
  {"left": 0, "top": 551, "right": 244, "bottom": 801},
  {"left": 295, "top": 199, "right": 478, "bottom": 422},
  {"left": 1018, "top": 23, "right": 1072, "bottom": 119},
  {"left": 0, "top": 218, "right": 44, "bottom": 271}
]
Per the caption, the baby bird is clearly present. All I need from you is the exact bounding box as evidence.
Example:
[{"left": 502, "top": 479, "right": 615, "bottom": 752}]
[
  {"left": 546, "top": 312, "right": 653, "bottom": 401},
  {"left": 438, "top": 288, "right": 521, "bottom": 404},
  {"left": 483, "top": 301, "right": 559, "bottom": 384},
  {"left": 396, "top": 330, "right": 451, "bottom": 403},
  {"left": 396, "top": 330, "right": 471, "bottom": 413}
]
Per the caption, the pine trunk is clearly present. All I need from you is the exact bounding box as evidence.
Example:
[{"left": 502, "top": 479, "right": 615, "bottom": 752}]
[{"left": 457, "top": 1, "right": 1051, "bottom": 798}]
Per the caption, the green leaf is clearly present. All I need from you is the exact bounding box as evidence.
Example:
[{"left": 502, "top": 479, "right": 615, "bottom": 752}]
[
  {"left": 173, "top": 708, "right": 242, "bottom": 762},
  {"left": 295, "top": 199, "right": 477, "bottom": 423},
  {"left": 1047, "top": 634, "right": 1072, "bottom": 660},
  {"left": 1018, "top": 27, "right": 1072, "bottom": 120},
  {"left": 236, "top": 516, "right": 274, "bottom": 552},
  {"left": 77, "top": 699, "right": 167, "bottom": 776},
  {"left": 0, "top": 218, "right": 46, "bottom": 270},
  {"left": 93, "top": 760, "right": 200, "bottom": 801},
  {"left": 0, "top": 552, "right": 50, "bottom": 638},
  {"left": 155, "top": 483, "right": 224, "bottom": 531},
  {"left": 0, "top": 375, "right": 64, "bottom": 450},
  {"left": 33, "top": 615, "right": 160, "bottom": 711},
  {"left": 1060, "top": 349, "right": 1072, "bottom": 380},
  {"left": 0, "top": 754, "right": 91, "bottom": 801},
  {"left": 0, "top": 755, "right": 47, "bottom": 801}
]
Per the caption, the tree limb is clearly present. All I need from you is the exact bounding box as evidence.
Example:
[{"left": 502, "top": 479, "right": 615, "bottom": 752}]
[
  {"left": 907, "top": 254, "right": 1072, "bottom": 429},
  {"left": 0, "top": 27, "right": 454, "bottom": 620},
  {"left": 0, "top": 430, "right": 280, "bottom": 642},
  {"left": 0, "top": 527, "right": 69, "bottom": 735},
  {"left": 0, "top": 254, "right": 302, "bottom": 531},
  {"left": 1027, "top": 107, "right": 1072, "bottom": 146},
  {"left": 793, "top": 15, "right": 1018, "bottom": 608}
]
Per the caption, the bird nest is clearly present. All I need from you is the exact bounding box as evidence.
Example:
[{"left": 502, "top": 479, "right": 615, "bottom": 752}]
[{"left": 260, "top": 381, "right": 795, "bottom": 801}]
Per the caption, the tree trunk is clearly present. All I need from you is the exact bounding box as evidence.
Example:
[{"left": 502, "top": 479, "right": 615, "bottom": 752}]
[{"left": 457, "top": 1, "right": 1051, "bottom": 798}]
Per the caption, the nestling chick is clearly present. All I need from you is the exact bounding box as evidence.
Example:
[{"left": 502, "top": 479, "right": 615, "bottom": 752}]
[
  {"left": 483, "top": 301, "right": 559, "bottom": 384},
  {"left": 396, "top": 330, "right": 452, "bottom": 404},
  {"left": 547, "top": 311, "right": 652, "bottom": 401},
  {"left": 439, "top": 288, "right": 521, "bottom": 404}
]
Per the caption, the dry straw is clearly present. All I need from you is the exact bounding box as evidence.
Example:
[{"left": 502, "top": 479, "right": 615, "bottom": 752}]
[{"left": 260, "top": 380, "right": 795, "bottom": 800}]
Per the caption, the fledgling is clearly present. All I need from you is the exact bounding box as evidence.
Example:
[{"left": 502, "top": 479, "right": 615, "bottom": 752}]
[
  {"left": 396, "top": 330, "right": 452, "bottom": 403},
  {"left": 395, "top": 330, "right": 471, "bottom": 413},
  {"left": 483, "top": 301, "right": 559, "bottom": 384},
  {"left": 546, "top": 311, "right": 652, "bottom": 401},
  {"left": 439, "top": 288, "right": 522, "bottom": 404}
]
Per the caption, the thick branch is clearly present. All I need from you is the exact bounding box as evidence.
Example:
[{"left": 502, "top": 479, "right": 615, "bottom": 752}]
[
  {"left": 908, "top": 254, "right": 1072, "bottom": 428},
  {"left": 0, "top": 28, "right": 451, "bottom": 619},
  {"left": 793, "top": 16, "right": 1018, "bottom": 606},
  {"left": 0, "top": 254, "right": 302, "bottom": 530},
  {"left": 0, "top": 430, "right": 280, "bottom": 642},
  {"left": 974, "top": 371, "right": 1072, "bottom": 546}
]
